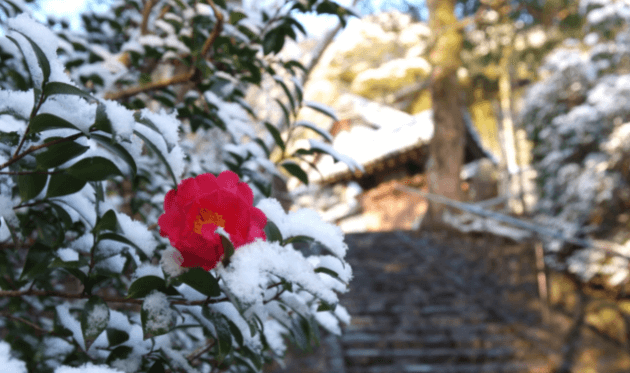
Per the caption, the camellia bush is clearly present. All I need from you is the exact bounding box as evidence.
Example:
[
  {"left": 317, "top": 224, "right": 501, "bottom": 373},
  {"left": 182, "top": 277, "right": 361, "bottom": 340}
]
[
  {"left": 0, "top": 1, "right": 357, "bottom": 372},
  {"left": 519, "top": 0, "right": 630, "bottom": 286}
]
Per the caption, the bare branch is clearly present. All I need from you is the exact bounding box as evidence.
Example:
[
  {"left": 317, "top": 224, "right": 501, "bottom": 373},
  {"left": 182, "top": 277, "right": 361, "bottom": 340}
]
[
  {"left": 201, "top": 0, "right": 224, "bottom": 58},
  {"left": 103, "top": 69, "right": 195, "bottom": 101},
  {"left": 0, "top": 132, "right": 85, "bottom": 171},
  {"left": 0, "top": 289, "right": 228, "bottom": 306},
  {"left": 141, "top": 0, "right": 159, "bottom": 35}
]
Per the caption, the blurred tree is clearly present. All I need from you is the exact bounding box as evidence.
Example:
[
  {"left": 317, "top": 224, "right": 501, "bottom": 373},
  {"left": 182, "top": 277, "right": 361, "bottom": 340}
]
[{"left": 419, "top": 0, "right": 465, "bottom": 230}]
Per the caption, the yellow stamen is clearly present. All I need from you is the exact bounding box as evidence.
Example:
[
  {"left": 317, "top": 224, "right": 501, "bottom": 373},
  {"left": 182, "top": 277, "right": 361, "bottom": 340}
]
[{"left": 193, "top": 208, "right": 225, "bottom": 234}]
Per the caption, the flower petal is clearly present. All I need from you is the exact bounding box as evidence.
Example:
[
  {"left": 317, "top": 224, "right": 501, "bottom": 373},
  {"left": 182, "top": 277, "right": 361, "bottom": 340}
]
[
  {"left": 236, "top": 181, "right": 254, "bottom": 205},
  {"left": 216, "top": 170, "right": 240, "bottom": 192}
]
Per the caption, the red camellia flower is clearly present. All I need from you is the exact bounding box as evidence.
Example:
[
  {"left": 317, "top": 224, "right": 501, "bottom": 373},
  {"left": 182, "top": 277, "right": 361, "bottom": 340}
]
[{"left": 158, "top": 171, "right": 267, "bottom": 270}]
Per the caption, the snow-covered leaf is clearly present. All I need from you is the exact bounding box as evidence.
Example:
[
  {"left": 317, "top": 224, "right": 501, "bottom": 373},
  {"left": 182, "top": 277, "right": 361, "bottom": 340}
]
[{"left": 81, "top": 296, "right": 110, "bottom": 351}]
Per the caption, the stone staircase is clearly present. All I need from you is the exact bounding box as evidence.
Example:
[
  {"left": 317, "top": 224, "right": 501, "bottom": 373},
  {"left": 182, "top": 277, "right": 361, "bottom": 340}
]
[
  {"left": 338, "top": 231, "right": 551, "bottom": 373},
  {"left": 268, "top": 230, "right": 630, "bottom": 373}
]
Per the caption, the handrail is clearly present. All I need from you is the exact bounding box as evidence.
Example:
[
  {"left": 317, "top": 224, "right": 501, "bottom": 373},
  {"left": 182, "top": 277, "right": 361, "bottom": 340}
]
[{"left": 396, "top": 185, "right": 630, "bottom": 261}]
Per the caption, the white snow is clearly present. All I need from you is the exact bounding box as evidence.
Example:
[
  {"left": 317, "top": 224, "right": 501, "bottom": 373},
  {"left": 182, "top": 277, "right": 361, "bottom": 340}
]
[
  {"left": 0, "top": 341, "right": 27, "bottom": 373},
  {"left": 204, "top": 91, "right": 256, "bottom": 142},
  {"left": 309, "top": 139, "right": 364, "bottom": 173},
  {"left": 134, "top": 122, "right": 185, "bottom": 181},
  {"left": 0, "top": 194, "right": 18, "bottom": 226},
  {"left": 85, "top": 303, "right": 110, "bottom": 339},
  {"left": 57, "top": 248, "right": 79, "bottom": 262},
  {"left": 0, "top": 89, "right": 33, "bottom": 119},
  {"left": 160, "top": 247, "right": 186, "bottom": 278},
  {"left": 216, "top": 239, "right": 338, "bottom": 308},
  {"left": 161, "top": 347, "right": 197, "bottom": 373},
  {"left": 39, "top": 94, "right": 97, "bottom": 134},
  {"left": 142, "top": 290, "right": 174, "bottom": 333},
  {"left": 7, "top": 14, "right": 72, "bottom": 84},
  {"left": 55, "top": 303, "right": 86, "bottom": 351},
  {"left": 140, "top": 108, "right": 181, "bottom": 150},
  {"left": 116, "top": 212, "right": 157, "bottom": 257},
  {"left": 256, "top": 198, "right": 349, "bottom": 258},
  {"left": 263, "top": 319, "right": 287, "bottom": 355},
  {"left": 314, "top": 310, "right": 341, "bottom": 335},
  {"left": 132, "top": 263, "right": 164, "bottom": 280},
  {"left": 102, "top": 100, "right": 135, "bottom": 141}
]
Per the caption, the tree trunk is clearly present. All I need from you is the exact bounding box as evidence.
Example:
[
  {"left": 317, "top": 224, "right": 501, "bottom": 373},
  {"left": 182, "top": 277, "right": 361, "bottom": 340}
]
[{"left": 419, "top": 0, "right": 465, "bottom": 230}]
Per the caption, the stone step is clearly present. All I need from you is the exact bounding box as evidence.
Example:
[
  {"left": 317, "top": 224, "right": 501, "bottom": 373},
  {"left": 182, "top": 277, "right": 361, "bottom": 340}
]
[
  {"left": 346, "top": 360, "right": 550, "bottom": 373},
  {"left": 344, "top": 321, "right": 509, "bottom": 335},
  {"left": 344, "top": 346, "right": 515, "bottom": 366},
  {"left": 341, "top": 332, "right": 515, "bottom": 349}
]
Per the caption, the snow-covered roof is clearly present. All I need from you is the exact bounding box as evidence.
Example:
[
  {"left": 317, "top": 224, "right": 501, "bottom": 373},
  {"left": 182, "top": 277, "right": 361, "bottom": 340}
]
[{"left": 310, "top": 95, "right": 494, "bottom": 185}]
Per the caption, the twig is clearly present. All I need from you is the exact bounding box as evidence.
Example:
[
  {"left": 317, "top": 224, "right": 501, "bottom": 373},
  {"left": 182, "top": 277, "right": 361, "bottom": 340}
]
[
  {"left": 141, "top": 0, "right": 159, "bottom": 35},
  {"left": 0, "top": 132, "right": 85, "bottom": 171},
  {"left": 187, "top": 339, "right": 216, "bottom": 362},
  {"left": 13, "top": 88, "right": 47, "bottom": 158},
  {"left": 200, "top": 0, "right": 224, "bottom": 58},
  {"left": 0, "top": 170, "right": 62, "bottom": 175},
  {"left": 103, "top": 70, "right": 195, "bottom": 101},
  {"left": 0, "top": 289, "right": 228, "bottom": 306}
]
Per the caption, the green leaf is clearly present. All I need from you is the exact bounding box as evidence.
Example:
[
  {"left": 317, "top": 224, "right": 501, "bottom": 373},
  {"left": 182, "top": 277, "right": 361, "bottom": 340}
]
[
  {"left": 227, "top": 318, "right": 244, "bottom": 347},
  {"left": 304, "top": 101, "right": 339, "bottom": 121},
  {"left": 281, "top": 161, "right": 308, "bottom": 185},
  {"left": 290, "top": 315, "right": 310, "bottom": 351},
  {"left": 106, "top": 346, "right": 133, "bottom": 365},
  {"left": 284, "top": 60, "right": 307, "bottom": 74},
  {"left": 0, "top": 131, "right": 20, "bottom": 146},
  {"left": 93, "top": 103, "right": 113, "bottom": 134},
  {"left": 294, "top": 120, "right": 333, "bottom": 142},
  {"left": 274, "top": 99, "right": 291, "bottom": 126},
  {"left": 49, "top": 201, "right": 73, "bottom": 227},
  {"left": 81, "top": 296, "right": 110, "bottom": 351},
  {"left": 202, "top": 309, "right": 232, "bottom": 363},
  {"left": 90, "top": 134, "right": 137, "bottom": 177},
  {"left": 264, "top": 122, "right": 285, "bottom": 152},
  {"left": 230, "top": 11, "right": 247, "bottom": 25},
  {"left": 127, "top": 276, "right": 168, "bottom": 299},
  {"left": 147, "top": 361, "right": 166, "bottom": 373},
  {"left": 30, "top": 113, "right": 89, "bottom": 135},
  {"left": 49, "top": 258, "right": 83, "bottom": 269},
  {"left": 253, "top": 138, "right": 270, "bottom": 158},
  {"left": 316, "top": 301, "right": 337, "bottom": 312},
  {"left": 13, "top": 31, "right": 51, "bottom": 86},
  {"left": 262, "top": 29, "right": 284, "bottom": 55},
  {"left": 263, "top": 220, "right": 282, "bottom": 244},
  {"left": 93, "top": 209, "right": 118, "bottom": 235},
  {"left": 66, "top": 157, "right": 123, "bottom": 181},
  {"left": 175, "top": 268, "right": 221, "bottom": 297},
  {"left": 133, "top": 129, "right": 178, "bottom": 189},
  {"left": 46, "top": 173, "right": 87, "bottom": 198},
  {"left": 97, "top": 233, "right": 150, "bottom": 263},
  {"left": 287, "top": 17, "right": 307, "bottom": 36},
  {"left": 43, "top": 82, "right": 95, "bottom": 102},
  {"left": 19, "top": 242, "right": 54, "bottom": 281},
  {"left": 283, "top": 235, "right": 314, "bottom": 245},
  {"left": 17, "top": 172, "right": 47, "bottom": 201},
  {"left": 273, "top": 77, "right": 295, "bottom": 113},
  {"left": 106, "top": 328, "right": 129, "bottom": 347},
  {"left": 314, "top": 267, "right": 343, "bottom": 283},
  {"left": 35, "top": 141, "right": 89, "bottom": 169}
]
